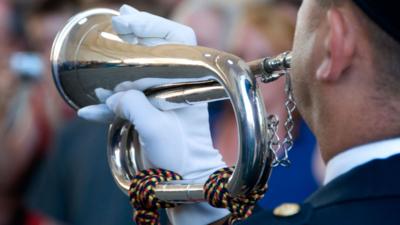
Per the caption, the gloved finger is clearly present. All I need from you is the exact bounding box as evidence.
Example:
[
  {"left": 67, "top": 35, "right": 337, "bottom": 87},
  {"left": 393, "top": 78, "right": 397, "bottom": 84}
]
[
  {"left": 114, "top": 79, "right": 169, "bottom": 92},
  {"left": 137, "top": 37, "right": 171, "bottom": 46},
  {"left": 105, "top": 90, "right": 164, "bottom": 135},
  {"left": 114, "top": 77, "right": 209, "bottom": 92},
  {"left": 95, "top": 88, "right": 113, "bottom": 103},
  {"left": 119, "top": 4, "right": 139, "bottom": 15},
  {"left": 113, "top": 5, "right": 140, "bottom": 43},
  {"left": 112, "top": 13, "right": 196, "bottom": 45},
  {"left": 77, "top": 104, "right": 115, "bottom": 123},
  {"left": 112, "top": 16, "right": 133, "bottom": 35},
  {"left": 117, "top": 33, "right": 139, "bottom": 44},
  {"left": 114, "top": 81, "right": 137, "bottom": 92}
]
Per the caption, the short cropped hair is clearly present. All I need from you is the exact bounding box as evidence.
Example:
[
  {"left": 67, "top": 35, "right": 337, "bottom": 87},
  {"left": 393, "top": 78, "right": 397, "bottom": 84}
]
[{"left": 317, "top": 0, "right": 400, "bottom": 97}]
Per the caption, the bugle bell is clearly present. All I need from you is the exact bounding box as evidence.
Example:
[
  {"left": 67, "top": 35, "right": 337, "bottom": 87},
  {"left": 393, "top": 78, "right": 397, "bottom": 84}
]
[{"left": 51, "top": 8, "right": 292, "bottom": 203}]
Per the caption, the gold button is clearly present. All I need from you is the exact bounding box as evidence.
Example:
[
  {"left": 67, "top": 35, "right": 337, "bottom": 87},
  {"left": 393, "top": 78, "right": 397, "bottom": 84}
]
[{"left": 273, "top": 203, "right": 301, "bottom": 217}]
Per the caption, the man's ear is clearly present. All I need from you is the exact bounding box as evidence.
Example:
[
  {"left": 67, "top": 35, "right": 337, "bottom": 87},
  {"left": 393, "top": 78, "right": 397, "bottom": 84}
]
[{"left": 316, "top": 8, "right": 355, "bottom": 81}]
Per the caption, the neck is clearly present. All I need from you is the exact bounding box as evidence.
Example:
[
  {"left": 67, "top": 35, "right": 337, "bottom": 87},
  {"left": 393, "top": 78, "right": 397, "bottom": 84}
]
[
  {"left": 316, "top": 94, "right": 400, "bottom": 163},
  {"left": 310, "top": 54, "right": 400, "bottom": 162}
]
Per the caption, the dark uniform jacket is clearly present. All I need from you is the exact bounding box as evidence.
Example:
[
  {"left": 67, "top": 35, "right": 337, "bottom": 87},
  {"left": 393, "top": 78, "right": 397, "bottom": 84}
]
[{"left": 241, "top": 154, "right": 400, "bottom": 225}]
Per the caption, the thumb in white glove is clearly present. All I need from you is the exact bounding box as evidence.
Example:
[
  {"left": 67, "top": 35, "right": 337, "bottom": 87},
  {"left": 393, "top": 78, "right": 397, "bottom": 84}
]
[{"left": 104, "top": 90, "right": 225, "bottom": 180}]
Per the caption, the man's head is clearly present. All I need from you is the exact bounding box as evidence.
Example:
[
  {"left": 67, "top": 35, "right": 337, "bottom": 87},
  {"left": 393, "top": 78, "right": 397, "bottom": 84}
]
[{"left": 291, "top": 0, "right": 400, "bottom": 161}]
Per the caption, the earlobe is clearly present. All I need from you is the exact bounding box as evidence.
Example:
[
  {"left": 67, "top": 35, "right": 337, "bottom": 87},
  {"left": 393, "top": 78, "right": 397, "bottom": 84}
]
[
  {"left": 316, "top": 57, "right": 331, "bottom": 80},
  {"left": 316, "top": 8, "right": 354, "bottom": 82},
  {"left": 316, "top": 33, "right": 333, "bottom": 80}
]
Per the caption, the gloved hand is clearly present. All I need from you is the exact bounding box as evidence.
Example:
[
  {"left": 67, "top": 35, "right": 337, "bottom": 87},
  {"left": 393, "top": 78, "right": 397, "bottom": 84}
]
[
  {"left": 78, "top": 5, "right": 229, "bottom": 225},
  {"left": 112, "top": 4, "right": 196, "bottom": 46}
]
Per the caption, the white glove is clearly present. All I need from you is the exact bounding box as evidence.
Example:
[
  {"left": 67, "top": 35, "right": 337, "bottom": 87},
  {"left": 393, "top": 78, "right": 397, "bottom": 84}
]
[
  {"left": 78, "top": 5, "right": 229, "bottom": 225},
  {"left": 112, "top": 4, "right": 197, "bottom": 46}
]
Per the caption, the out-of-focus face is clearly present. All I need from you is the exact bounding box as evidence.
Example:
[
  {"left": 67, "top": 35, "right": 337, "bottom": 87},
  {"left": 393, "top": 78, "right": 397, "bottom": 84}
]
[
  {"left": 291, "top": 0, "right": 325, "bottom": 128},
  {"left": 233, "top": 23, "right": 275, "bottom": 61},
  {"left": 27, "top": 12, "right": 71, "bottom": 56},
  {"left": 0, "top": 60, "right": 17, "bottom": 124},
  {"left": 184, "top": 9, "right": 224, "bottom": 49},
  {"left": 0, "top": 1, "right": 16, "bottom": 128},
  {"left": 232, "top": 22, "right": 286, "bottom": 110},
  {"left": 0, "top": 2, "right": 23, "bottom": 194}
]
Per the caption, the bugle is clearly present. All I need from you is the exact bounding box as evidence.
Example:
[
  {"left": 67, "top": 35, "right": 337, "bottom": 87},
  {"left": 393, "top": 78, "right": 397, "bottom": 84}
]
[{"left": 51, "top": 8, "right": 292, "bottom": 203}]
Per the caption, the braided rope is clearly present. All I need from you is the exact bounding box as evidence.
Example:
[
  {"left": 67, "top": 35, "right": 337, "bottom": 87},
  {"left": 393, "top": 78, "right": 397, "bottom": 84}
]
[
  {"left": 129, "top": 169, "right": 183, "bottom": 225},
  {"left": 204, "top": 167, "right": 267, "bottom": 225},
  {"left": 129, "top": 167, "right": 266, "bottom": 225}
]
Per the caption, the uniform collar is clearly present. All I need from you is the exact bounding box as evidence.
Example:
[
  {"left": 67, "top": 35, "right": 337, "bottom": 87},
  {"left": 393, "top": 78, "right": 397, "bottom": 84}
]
[
  {"left": 306, "top": 151, "right": 400, "bottom": 208},
  {"left": 324, "top": 137, "right": 400, "bottom": 185}
]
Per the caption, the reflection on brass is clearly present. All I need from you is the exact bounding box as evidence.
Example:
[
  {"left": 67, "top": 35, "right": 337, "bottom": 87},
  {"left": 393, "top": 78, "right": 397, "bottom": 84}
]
[{"left": 51, "top": 8, "right": 291, "bottom": 203}]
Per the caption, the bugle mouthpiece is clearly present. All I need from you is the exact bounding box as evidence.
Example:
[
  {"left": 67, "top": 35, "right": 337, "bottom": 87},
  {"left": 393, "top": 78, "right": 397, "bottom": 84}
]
[{"left": 248, "top": 51, "right": 292, "bottom": 83}]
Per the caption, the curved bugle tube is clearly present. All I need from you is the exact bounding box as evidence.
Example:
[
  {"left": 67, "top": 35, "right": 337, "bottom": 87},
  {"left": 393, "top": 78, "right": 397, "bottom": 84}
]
[
  {"left": 143, "top": 51, "right": 291, "bottom": 111},
  {"left": 51, "top": 8, "right": 291, "bottom": 203}
]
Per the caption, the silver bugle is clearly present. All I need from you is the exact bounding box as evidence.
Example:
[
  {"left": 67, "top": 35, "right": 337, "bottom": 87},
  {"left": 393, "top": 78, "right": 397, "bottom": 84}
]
[{"left": 51, "top": 8, "right": 292, "bottom": 203}]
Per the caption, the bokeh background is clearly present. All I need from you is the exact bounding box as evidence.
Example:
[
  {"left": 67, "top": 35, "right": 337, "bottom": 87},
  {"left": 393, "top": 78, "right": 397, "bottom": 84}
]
[{"left": 0, "top": 0, "right": 324, "bottom": 224}]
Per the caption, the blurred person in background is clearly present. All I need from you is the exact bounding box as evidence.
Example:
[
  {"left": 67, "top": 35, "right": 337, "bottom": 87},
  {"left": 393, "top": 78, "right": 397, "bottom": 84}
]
[
  {"left": 212, "top": 1, "right": 324, "bottom": 209},
  {"left": 172, "top": 0, "right": 242, "bottom": 50},
  {"left": 0, "top": 0, "right": 67, "bottom": 224},
  {"left": 21, "top": 0, "right": 78, "bottom": 125}
]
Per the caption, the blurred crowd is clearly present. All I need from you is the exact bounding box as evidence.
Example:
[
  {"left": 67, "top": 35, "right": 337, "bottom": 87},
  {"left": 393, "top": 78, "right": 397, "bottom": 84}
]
[{"left": 0, "top": 0, "right": 323, "bottom": 225}]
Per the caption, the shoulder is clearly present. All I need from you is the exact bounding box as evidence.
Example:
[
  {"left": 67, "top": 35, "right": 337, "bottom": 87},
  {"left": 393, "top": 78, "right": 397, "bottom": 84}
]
[{"left": 239, "top": 154, "right": 400, "bottom": 225}]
